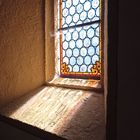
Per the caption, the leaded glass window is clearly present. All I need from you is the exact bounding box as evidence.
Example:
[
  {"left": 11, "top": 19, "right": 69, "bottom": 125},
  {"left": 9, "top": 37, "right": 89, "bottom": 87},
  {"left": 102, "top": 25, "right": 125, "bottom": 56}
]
[{"left": 58, "top": 0, "right": 102, "bottom": 79}]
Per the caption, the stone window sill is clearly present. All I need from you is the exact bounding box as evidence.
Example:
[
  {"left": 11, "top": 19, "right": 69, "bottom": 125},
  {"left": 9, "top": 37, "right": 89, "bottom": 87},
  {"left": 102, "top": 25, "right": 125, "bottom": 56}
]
[
  {"left": 46, "top": 77, "right": 103, "bottom": 92},
  {"left": 0, "top": 86, "right": 105, "bottom": 140}
]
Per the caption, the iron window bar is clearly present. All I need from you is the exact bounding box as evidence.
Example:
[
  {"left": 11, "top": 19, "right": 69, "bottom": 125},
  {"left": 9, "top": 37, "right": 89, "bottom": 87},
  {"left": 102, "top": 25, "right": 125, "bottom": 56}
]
[{"left": 58, "top": 20, "right": 100, "bottom": 31}]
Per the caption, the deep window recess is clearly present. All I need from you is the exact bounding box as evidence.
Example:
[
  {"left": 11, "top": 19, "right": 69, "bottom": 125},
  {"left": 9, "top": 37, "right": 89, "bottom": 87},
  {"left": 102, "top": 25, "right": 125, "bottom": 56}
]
[{"left": 58, "top": 0, "right": 103, "bottom": 80}]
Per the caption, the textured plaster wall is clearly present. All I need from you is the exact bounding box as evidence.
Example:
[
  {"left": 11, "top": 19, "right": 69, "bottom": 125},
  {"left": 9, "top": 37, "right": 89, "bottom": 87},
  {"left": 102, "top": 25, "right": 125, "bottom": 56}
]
[
  {"left": 45, "top": 0, "right": 55, "bottom": 82},
  {"left": 0, "top": 0, "right": 45, "bottom": 107}
]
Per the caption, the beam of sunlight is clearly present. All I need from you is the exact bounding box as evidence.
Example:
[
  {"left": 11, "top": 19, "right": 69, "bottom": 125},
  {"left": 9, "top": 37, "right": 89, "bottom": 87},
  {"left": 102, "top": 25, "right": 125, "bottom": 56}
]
[{"left": 0, "top": 86, "right": 96, "bottom": 137}]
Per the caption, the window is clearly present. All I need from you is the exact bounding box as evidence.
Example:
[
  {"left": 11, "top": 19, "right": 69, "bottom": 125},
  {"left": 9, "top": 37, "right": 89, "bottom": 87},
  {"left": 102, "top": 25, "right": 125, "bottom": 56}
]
[{"left": 56, "top": 0, "right": 103, "bottom": 80}]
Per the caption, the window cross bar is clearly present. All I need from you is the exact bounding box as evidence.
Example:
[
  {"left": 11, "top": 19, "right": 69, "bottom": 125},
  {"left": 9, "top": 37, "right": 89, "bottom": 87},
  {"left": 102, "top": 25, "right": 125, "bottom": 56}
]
[{"left": 58, "top": 20, "right": 100, "bottom": 31}]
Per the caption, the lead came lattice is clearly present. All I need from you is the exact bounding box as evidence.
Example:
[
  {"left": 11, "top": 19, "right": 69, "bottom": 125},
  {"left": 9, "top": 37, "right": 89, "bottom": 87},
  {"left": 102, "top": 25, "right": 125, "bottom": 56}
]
[{"left": 60, "top": 0, "right": 101, "bottom": 79}]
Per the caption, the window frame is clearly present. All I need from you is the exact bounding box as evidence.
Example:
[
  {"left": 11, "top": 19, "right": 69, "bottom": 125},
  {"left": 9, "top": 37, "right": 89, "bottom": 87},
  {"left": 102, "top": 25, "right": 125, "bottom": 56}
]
[
  {"left": 58, "top": 0, "right": 104, "bottom": 80},
  {"left": 45, "top": 0, "right": 106, "bottom": 91}
]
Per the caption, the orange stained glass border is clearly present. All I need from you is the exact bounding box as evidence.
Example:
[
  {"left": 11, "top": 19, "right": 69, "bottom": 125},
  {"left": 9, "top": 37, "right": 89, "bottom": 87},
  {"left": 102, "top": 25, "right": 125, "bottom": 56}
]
[{"left": 59, "top": 0, "right": 104, "bottom": 80}]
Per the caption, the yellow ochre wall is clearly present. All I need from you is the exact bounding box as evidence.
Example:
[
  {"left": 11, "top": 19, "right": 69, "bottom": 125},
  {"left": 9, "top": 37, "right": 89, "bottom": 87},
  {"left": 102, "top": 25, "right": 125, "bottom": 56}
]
[{"left": 0, "top": 0, "right": 45, "bottom": 107}]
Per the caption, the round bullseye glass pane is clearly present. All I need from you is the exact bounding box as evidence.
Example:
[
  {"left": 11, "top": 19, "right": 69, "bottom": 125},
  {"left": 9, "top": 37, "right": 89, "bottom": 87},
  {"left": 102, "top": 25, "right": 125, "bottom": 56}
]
[
  {"left": 73, "top": 0, "right": 79, "bottom": 6},
  {"left": 84, "top": 1, "right": 91, "bottom": 11},
  {"left": 80, "top": 65, "right": 87, "bottom": 72},
  {"left": 68, "top": 65, "right": 72, "bottom": 72},
  {"left": 63, "top": 8, "right": 68, "bottom": 17},
  {"left": 73, "top": 65, "right": 79, "bottom": 72},
  {"left": 92, "top": 55, "right": 99, "bottom": 64},
  {"left": 72, "top": 31, "right": 79, "bottom": 40},
  {"left": 80, "top": 48, "right": 87, "bottom": 56},
  {"left": 88, "top": 46, "right": 95, "bottom": 56},
  {"left": 80, "top": 11, "right": 87, "bottom": 21},
  {"left": 80, "top": 30, "right": 86, "bottom": 39},
  {"left": 70, "top": 57, "right": 76, "bottom": 65},
  {"left": 77, "top": 56, "right": 83, "bottom": 65},
  {"left": 66, "top": 1, "right": 72, "bottom": 8},
  {"left": 84, "top": 38, "right": 90, "bottom": 47},
  {"left": 84, "top": 56, "right": 91, "bottom": 65},
  {"left": 96, "top": 45, "right": 100, "bottom": 55},
  {"left": 88, "top": 9, "right": 95, "bottom": 19},
  {"left": 66, "top": 49, "right": 72, "bottom": 57},
  {"left": 73, "top": 14, "right": 79, "bottom": 23},
  {"left": 69, "top": 40, "right": 75, "bottom": 49},
  {"left": 63, "top": 50, "right": 65, "bottom": 57},
  {"left": 88, "top": 65, "right": 93, "bottom": 72},
  {"left": 66, "top": 16, "right": 72, "bottom": 24},
  {"left": 76, "top": 39, "right": 83, "bottom": 48},
  {"left": 70, "top": 6, "right": 75, "bottom": 15},
  {"left": 63, "top": 41, "right": 68, "bottom": 49},
  {"left": 63, "top": 57, "right": 69, "bottom": 64},
  {"left": 92, "top": 0, "right": 99, "bottom": 9},
  {"left": 80, "top": 0, "right": 86, "bottom": 4},
  {"left": 73, "top": 48, "right": 80, "bottom": 57},
  {"left": 62, "top": 2, "right": 65, "bottom": 9},
  {"left": 77, "top": 4, "right": 83, "bottom": 13},
  {"left": 62, "top": 18, "right": 65, "bottom": 25},
  {"left": 66, "top": 32, "right": 71, "bottom": 41},
  {"left": 62, "top": 33, "right": 65, "bottom": 41},
  {"left": 96, "top": 26, "right": 99, "bottom": 36},
  {"left": 92, "top": 37, "right": 99, "bottom": 46},
  {"left": 96, "top": 7, "right": 100, "bottom": 17},
  {"left": 87, "top": 28, "right": 94, "bottom": 38}
]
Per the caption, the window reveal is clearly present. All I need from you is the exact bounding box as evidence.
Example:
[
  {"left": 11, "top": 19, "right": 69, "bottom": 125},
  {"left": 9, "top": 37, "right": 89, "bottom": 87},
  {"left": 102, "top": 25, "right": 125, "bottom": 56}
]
[{"left": 59, "top": 0, "right": 102, "bottom": 79}]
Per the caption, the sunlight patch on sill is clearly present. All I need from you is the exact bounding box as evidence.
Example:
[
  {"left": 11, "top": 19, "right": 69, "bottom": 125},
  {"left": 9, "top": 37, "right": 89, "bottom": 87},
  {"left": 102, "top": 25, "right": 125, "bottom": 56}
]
[{"left": 0, "top": 86, "right": 98, "bottom": 136}]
